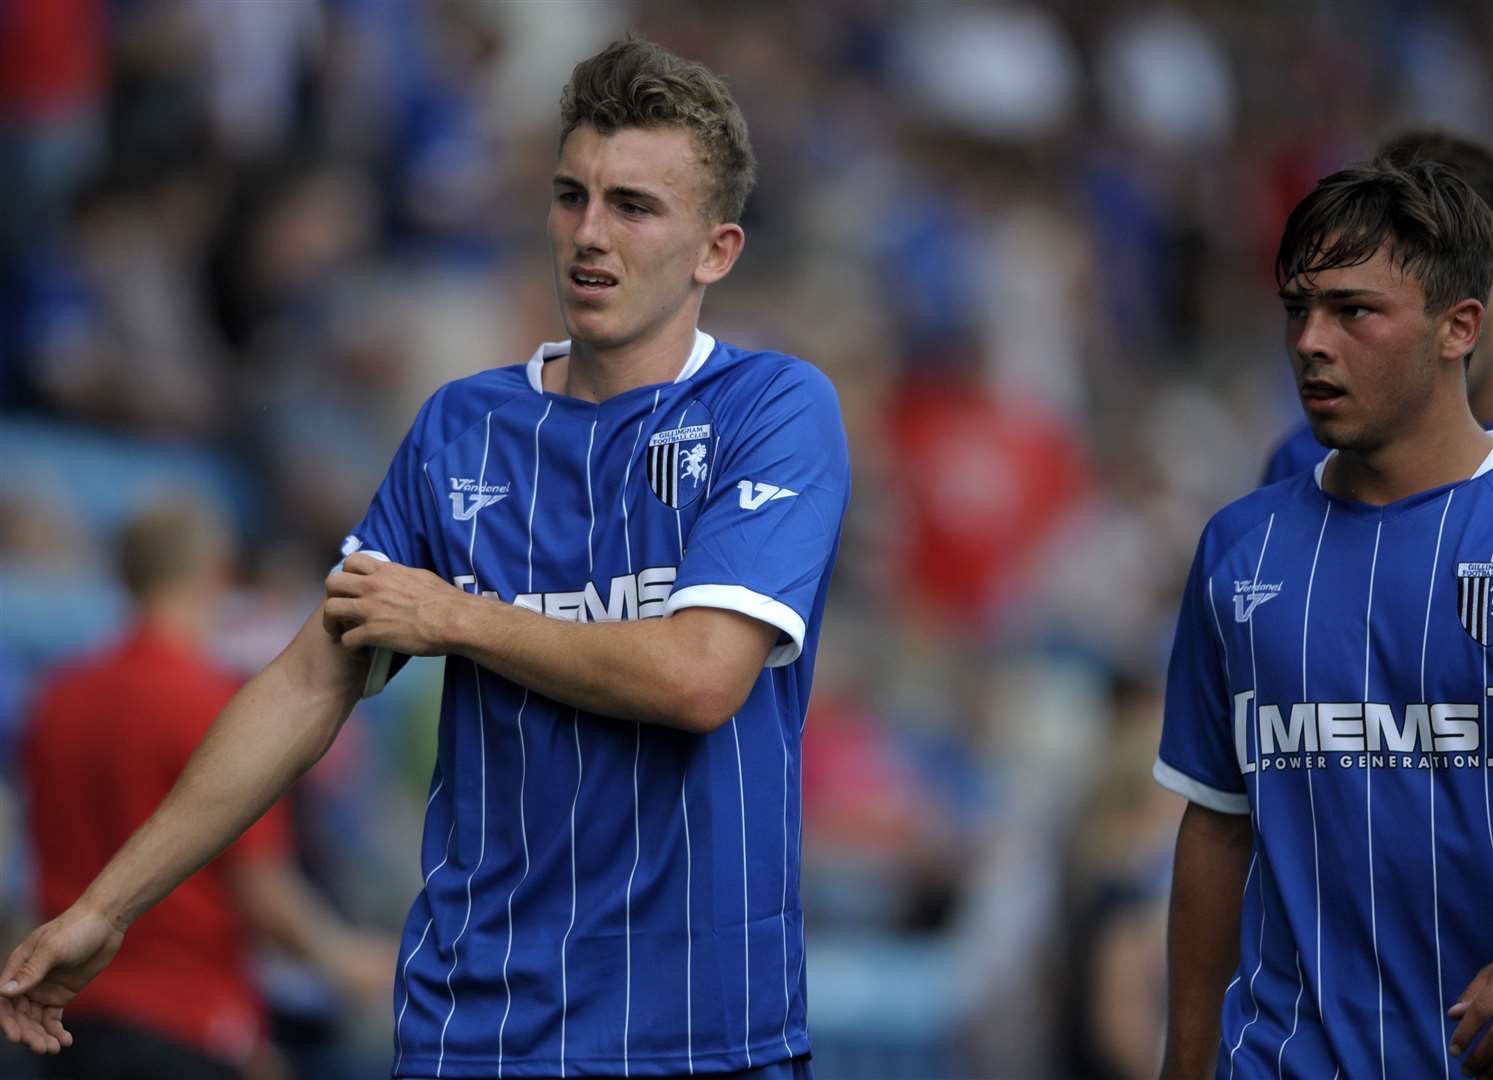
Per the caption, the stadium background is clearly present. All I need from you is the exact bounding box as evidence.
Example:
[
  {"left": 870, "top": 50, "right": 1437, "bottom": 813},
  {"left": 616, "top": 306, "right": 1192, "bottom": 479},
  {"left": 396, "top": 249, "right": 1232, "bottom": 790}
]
[{"left": 1, "top": 1, "right": 1489, "bottom": 1077}]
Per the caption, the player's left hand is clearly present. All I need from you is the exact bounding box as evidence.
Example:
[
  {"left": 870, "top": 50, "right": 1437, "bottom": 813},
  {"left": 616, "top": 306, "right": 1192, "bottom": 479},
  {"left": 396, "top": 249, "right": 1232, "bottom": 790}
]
[
  {"left": 1450, "top": 961, "right": 1493, "bottom": 1076},
  {"left": 323, "top": 553, "right": 469, "bottom": 657}
]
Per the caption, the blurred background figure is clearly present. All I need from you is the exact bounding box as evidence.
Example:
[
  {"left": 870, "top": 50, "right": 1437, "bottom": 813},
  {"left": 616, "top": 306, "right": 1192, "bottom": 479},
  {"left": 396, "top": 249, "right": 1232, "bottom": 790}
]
[
  {"left": 1, "top": 1, "right": 1489, "bottom": 1076},
  {"left": 17, "top": 499, "right": 394, "bottom": 1080}
]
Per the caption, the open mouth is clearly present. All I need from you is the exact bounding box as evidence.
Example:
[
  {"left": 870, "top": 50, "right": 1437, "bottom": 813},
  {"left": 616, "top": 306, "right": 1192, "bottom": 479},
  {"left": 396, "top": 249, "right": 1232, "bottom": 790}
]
[
  {"left": 1300, "top": 380, "right": 1345, "bottom": 412},
  {"left": 570, "top": 268, "right": 618, "bottom": 295}
]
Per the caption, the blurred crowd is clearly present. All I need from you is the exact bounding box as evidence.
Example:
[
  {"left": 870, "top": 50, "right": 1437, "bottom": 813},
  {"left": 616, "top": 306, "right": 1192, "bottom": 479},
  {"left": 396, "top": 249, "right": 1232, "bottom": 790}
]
[{"left": 2, "top": 1, "right": 1489, "bottom": 1077}]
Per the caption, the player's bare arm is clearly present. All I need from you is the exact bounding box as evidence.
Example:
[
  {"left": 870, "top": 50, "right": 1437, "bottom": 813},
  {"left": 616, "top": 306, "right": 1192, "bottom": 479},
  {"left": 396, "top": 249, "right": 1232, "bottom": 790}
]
[
  {"left": 1451, "top": 961, "right": 1493, "bottom": 1077},
  {"left": 1159, "top": 802, "right": 1253, "bottom": 1080},
  {"left": 325, "top": 552, "right": 777, "bottom": 733},
  {"left": 0, "top": 606, "right": 367, "bottom": 1053}
]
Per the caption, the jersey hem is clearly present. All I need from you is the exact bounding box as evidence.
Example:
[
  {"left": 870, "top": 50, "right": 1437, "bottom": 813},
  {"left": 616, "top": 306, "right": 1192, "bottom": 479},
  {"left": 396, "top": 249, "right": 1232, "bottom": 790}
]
[
  {"left": 1152, "top": 758, "right": 1250, "bottom": 814},
  {"left": 392, "top": 1029, "right": 810, "bottom": 1078},
  {"left": 664, "top": 584, "right": 805, "bottom": 667}
]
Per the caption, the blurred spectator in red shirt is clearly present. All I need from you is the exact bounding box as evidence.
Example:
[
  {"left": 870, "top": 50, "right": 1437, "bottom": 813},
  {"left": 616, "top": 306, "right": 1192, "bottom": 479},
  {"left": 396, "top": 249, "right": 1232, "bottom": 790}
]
[
  {"left": 22, "top": 499, "right": 392, "bottom": 1080},
  {"left": 884, "top": 360, "right": 1090, "bottom": 637}
]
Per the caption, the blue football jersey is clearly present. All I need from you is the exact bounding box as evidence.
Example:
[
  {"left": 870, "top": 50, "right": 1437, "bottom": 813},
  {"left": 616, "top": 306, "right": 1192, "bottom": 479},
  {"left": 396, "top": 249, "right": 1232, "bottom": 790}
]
[
  {"left": 342, "top": 332, "right": 850, "bottom": 1078},
  {"left": 1260, "top": 422, "right": 1328, "bottom": 487},
  {"left": 1157, "top": 452, "right": 1493, "bottom": 1079}
]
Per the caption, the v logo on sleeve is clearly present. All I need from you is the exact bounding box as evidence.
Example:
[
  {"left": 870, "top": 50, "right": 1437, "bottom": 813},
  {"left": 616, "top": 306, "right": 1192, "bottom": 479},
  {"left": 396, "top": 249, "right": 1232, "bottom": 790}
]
[{"left": 738, "top": 481, "right": 798, "bottom": 510}]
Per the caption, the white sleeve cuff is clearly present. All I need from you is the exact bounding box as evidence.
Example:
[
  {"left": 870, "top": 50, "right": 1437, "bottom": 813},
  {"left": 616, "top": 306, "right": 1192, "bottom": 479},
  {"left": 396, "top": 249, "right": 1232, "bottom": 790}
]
[
  {"left": 1152, "top": 759, "right": 1251, "bottom": 815},
  {"left": 664, "top": 584, "right": 807, "bottom": 668}
]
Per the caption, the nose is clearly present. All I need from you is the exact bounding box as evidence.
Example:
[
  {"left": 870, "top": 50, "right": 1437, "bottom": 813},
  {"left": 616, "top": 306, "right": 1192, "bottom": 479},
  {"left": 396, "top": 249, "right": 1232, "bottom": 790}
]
[
  {"left": 572, "top": 198, "right": 609, "bottom": 254},
  {"left": 1292, "top": 306, "right": 1333, "bottom": 366}
]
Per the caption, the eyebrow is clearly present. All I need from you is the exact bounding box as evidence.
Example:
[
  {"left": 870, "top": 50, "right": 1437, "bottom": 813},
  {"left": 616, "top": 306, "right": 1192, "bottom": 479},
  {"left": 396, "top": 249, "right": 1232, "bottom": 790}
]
[
  {"left": 552, "top": 173, "right": 664, "bottom": 205},
  {"left": 1278, "top": 287, "right": 1386, "bottom": 302}
]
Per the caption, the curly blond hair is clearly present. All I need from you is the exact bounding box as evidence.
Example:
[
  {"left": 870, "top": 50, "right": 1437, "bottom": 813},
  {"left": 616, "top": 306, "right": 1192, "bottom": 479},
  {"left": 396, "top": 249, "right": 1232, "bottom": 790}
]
[{"left": 560, "top": 38, "right": 757, "bottom": 224}]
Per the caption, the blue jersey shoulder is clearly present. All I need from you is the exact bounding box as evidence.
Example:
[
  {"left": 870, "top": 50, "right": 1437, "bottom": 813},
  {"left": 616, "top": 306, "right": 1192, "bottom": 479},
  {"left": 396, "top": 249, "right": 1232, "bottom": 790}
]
[
  {"left": 700, "top": 344, "right": 845, "bottom": 439},
  {"left": 407, "top": 364, "right": 531, "bottom": 455},
  {"left": 1199, "top": 469, "right": 1318, "bottom": 574}
]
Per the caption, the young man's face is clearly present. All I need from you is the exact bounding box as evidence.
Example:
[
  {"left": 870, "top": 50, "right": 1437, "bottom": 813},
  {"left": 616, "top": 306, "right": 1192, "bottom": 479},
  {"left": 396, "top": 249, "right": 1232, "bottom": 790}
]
[
  {"left": 1281, "top": 243, "right": 1445, "bottom": 453},
  {"left": 548, "top": 123, "right": 724, "bottom": 355}
]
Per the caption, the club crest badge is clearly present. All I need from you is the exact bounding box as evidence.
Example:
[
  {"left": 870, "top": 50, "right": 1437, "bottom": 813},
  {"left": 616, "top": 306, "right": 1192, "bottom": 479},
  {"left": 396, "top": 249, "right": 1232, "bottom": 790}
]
[
  {"left": 1457, "top": 562, "right": 1493, "bottom": 646},
  {"left": 647, "top": 402, "right": 715, "bottom": 509}
]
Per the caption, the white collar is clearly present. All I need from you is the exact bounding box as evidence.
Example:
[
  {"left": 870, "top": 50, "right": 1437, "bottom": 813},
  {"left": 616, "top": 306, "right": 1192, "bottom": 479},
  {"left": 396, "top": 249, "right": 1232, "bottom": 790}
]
[
  {"left": 1313, "top": 444, "right": 1493, "bottom": 489},
  {"left": 525, "top": 330, "right": 717, "bottom": 394}
]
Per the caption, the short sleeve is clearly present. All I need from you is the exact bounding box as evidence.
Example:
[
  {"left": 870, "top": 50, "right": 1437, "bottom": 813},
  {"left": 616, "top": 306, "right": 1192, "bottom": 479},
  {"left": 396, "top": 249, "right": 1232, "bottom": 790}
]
[
  {"left": 336, "top": 403, "right": 437, "bottom": 694},
  {"left": 665, "top": 364, "right": 851, "bottom": 667},
  {"left": 1154, "top": 531, "right": 1251, "bottom": 814},
  {"left": 339, "top": 419, "right": 432, "bottom": 572}
]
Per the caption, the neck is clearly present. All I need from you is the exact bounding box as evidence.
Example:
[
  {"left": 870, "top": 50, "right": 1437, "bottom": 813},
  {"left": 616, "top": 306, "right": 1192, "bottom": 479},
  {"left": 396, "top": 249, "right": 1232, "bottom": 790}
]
[
  {"left": 1468, "top": 368, "right": 1493, "bottom": 427},
  {"left": 546, "top": 319, "right": 701, "bottom": 404},
  {"left": 1324, "top": 407, "right": 1493, "bottom": 505}
]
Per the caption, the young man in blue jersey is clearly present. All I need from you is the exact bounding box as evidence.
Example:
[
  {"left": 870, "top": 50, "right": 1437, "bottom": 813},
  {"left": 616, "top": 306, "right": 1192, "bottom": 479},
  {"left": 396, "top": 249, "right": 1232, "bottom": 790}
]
[
  {"left": 1157, "top": 160, "right": 1493, "bottom": 1079},
  {"left": 1261, "top": 131, "right": 1493, "bottom": 485},
  {"left": 1, "top": 39, "right": 846, "bottom": 1080}
]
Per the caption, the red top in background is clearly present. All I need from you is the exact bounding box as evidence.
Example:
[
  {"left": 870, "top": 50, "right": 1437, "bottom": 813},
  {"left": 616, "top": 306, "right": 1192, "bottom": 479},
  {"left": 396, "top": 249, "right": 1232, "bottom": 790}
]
[
  {"left": 0, "top": 0, "right": 103, "bottom": 118},
  {"left": 23, "top": 624, "right": 291, "bottom": 1065}
]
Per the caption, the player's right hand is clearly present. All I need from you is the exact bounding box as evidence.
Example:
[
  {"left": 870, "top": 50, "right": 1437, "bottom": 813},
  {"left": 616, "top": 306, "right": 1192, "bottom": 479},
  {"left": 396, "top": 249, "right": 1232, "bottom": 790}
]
[{"left": 0, "top": 904, "right": 125, "bottom": 1054}]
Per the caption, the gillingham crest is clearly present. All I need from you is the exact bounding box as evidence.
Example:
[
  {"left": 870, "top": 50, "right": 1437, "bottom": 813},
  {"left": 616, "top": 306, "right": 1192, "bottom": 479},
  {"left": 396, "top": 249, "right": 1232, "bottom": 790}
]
[
  {"left": 1456, "top": 561, "right": 1493, "bottom": 645},
  {"left": 646, "top": 401, "right": 715, "bottom": 509}
]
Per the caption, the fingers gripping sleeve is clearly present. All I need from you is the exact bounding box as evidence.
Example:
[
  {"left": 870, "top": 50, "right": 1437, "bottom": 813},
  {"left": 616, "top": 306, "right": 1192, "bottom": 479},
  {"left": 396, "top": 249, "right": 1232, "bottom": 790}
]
[{"left": 337, "top": 408, "right": 437, "bottom": 695}]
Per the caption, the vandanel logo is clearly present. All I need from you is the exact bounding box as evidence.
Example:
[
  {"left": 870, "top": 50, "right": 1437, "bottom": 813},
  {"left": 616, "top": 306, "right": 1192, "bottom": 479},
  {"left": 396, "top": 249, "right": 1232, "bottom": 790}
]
[
  {"left": 448, "top": 477, "right": 511, "bottom": 521},
  {"left": 1234, "top": 579, "right": 1283, "bottom": 623}
]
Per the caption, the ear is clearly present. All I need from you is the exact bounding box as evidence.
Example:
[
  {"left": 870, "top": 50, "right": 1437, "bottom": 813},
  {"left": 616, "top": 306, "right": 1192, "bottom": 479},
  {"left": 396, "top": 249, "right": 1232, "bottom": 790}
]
[
  {"left": 694, "top": 222, "right": 745, "bottom": 286},
  {"left": 1441, "top": 297, "right": 1484, "bottom": 363}
]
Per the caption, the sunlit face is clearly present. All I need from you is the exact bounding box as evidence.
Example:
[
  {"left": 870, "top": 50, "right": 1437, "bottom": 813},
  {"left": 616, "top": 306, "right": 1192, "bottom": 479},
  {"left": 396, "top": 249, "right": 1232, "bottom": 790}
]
[
  {"left": 1281, "top": 243, "right": 1444, "bottom": 454},
  {"left": 548, "top": 123, "right": 722, "bottom": 354}
]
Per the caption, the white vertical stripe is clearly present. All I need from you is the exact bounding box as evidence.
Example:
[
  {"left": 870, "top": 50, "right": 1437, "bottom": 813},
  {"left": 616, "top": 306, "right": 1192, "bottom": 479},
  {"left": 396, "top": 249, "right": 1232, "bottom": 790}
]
[
  {"left": 395, "top": 919, "right": 434, "bottom": 1071},
  {"left": 668, "top": 438, "right": 692, "bottom": 1073},
  {"left": 1206, "top": 577, "right": 1231, "bottom": 669},
  {"left": 1363, "top": 518, "right": 1385, "bottom": 1080},
  {"left": 438, "top": 411, "right": 496, "bottom": 1078},
  {"left": 1277, "top": 952, "right": 1305, "bottom": 1079},
  {"left": 527, "top": 402, "right": 554, "bottom": 591},
  {"left": 624, "top": 723, "right": 640, "bottom": 1076},
  {"left": 621, "top": 391, "right": 661, "bottom": 575},
  {"left": 560, "top": 713, "right": 583, "bottom": 1078},
  {"left": 732, "top": 716, "right": 753, "bottom": 1066},
  {"left": 779, "top": 722, "right": 792, "bottom": 1057},
  {"left": 585, "top": 419, "right": 598, "bottom": 574},
  {"left": 498, "top": 690, "right": 534, "bottom": 1078},
  {"left": 619, "top": 390, "right": 658, "bottom": 1073},
  {"left": 499, "top": 405, "right": 549, "bottom": 1076},
  {"left": 1226, "top": 853, "right": 1261, "bottom": 1080},
  {"left": 1301, "top": 504, "right": 1330, "bottom": 1026},
  {"left": 682, "top": 770, "right": 694, "bottom": 1074},
  {"left": 1228, "top": 513, "right": 1274, "bottom": 1077},
  {"left": 396, "top": 814, "right": 455, "bottom": 1071},
  {"left": 673, "top": 404, "right": 689, "bottom": 555},
  {"left": 1420, "top": 493, "right": 1454, "bottom": 1080},
  {"left": 794, "top": 763, "right": 806, "bottom": 1025},
  {"left": 1484, "top": 638, "right": 1491, "bottom": 857}
]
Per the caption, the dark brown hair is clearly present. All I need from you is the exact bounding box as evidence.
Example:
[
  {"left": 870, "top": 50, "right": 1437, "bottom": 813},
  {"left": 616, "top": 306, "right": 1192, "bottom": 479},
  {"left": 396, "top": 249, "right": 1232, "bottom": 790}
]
[
  {"left": 559, "top": 38, "right": 757, "bottom": 224},
  {"left": 1275, "top": 160, "right": 1493, "bottom": 314}
]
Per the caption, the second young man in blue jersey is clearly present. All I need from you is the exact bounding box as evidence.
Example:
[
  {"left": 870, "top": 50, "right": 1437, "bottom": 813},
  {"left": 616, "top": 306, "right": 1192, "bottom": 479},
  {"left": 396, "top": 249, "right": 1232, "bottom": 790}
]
[
  {"left": 0, "top": 39, "right": 847, "bottom": 1080},
  {"left": 1157, "top": 162, "right": 1493, "bottom": 1078}
]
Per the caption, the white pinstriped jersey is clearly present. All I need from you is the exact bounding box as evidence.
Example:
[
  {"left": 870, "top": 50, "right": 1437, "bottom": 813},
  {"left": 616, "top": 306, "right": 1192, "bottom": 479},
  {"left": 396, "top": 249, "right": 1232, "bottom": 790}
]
[
  {"left": 1157, "top": 450, "right": 1493, "bottom": 1079},
  {"left": 343, "top": 332, "right": 849, "bottom": 1078}
]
